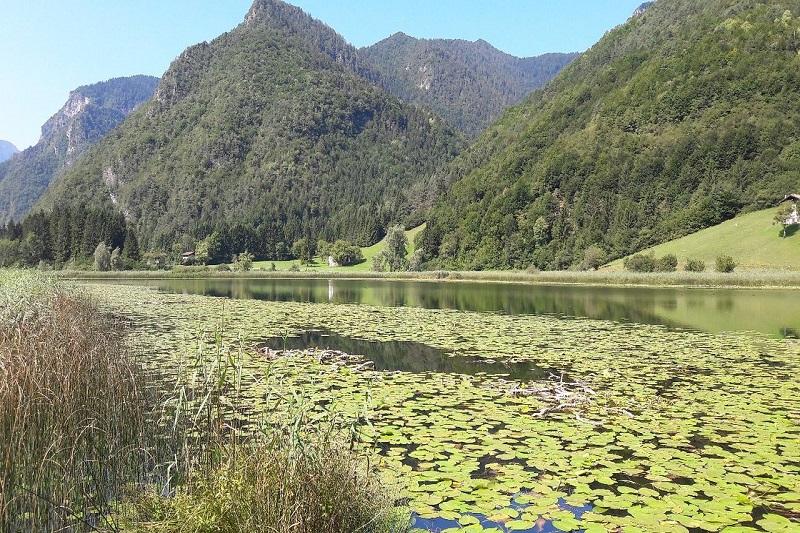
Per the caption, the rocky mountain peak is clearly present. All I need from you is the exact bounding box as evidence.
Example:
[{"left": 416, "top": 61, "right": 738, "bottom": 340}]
[{"left": 631, "top": 1, "right": 655, "bottom": 18}]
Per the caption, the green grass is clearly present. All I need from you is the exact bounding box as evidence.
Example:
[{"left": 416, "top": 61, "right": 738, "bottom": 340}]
[
  {"left": 251, "top": 224, "right": 425, "bottom": 273},
  {"left": 607, "top": 208, "right": 800, "bottom": 271},
  {"left": 116, "top": 325, "right": 409, "bottom": 533}
]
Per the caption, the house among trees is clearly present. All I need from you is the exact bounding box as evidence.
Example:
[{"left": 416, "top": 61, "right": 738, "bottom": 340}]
[
  {"left": 778, "top": 193, "right": 800, "bottom": 237},
  {"left": 781, "top": 193, "right": 800, "bottom": 225},
  {"left": 181, "top": 251, "right": 196, "bottom": 264}
]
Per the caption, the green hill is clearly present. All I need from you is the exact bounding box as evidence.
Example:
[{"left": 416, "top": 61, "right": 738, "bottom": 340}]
[
  {"left": 609, "top": 207, "right": 800, "bottom": 271},
  {"left": 420, "top": 0, "right": 800, "bottom": 271},
  {"left": 362, "top": 33, "right": 578, "bottom": 139},
  {"left": 38, "top": 0, "right": 463, "bottom": 260}
]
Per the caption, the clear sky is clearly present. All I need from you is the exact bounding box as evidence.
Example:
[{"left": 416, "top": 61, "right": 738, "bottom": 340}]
[{"left": 1, "top": 0, "right": 646, "bottom": 150}]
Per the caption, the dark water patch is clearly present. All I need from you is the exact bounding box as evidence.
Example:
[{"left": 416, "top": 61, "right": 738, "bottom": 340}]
[
  {"left": 258, "top": 330, "right": 549, "bottom": 380},
  {"left": 411, "top": 496, "right": 591, "bottom": 533}
]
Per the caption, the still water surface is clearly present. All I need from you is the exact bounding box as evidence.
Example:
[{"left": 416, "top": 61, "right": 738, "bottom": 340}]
[{"left": 101, "top": 278, "right": 800, "bottom": 338}]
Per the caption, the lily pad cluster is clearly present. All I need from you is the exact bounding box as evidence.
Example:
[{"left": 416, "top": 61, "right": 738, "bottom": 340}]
[{"left": 87, "top": 284, "right": 800, "bottom": 532}]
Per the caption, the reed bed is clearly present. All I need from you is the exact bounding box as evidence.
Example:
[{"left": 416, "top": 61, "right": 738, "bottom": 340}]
[
  {"left": 58, "top": 266, "right": 800, "bottom": 287},
  {"left": 0, "top": 271, "right": 149, "bottom": 532}
]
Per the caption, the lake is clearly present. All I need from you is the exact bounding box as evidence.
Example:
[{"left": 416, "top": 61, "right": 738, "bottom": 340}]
[
  {"left": 99, "top": 277, "right": 800, "bottom": 338},
  {"left": 86, "top": 281, "right": 800, "bottom": 531}
]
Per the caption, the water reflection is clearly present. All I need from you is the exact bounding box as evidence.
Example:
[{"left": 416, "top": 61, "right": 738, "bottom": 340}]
[
  {"left": 258, "top": 330, "right": 548, "bottom": 380},
  {"left": 97, "top": 278, "right": 800, "bottom": 338}
]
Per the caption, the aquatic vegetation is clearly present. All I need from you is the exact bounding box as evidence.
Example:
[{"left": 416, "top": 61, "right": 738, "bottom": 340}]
[
  {"left": 86, "top": 283, "right": 800, "bottom": 532},
  {"left": 0, "top": 273, "right": 150, "bottom": 532},
  {"left": 115, "top": 320, "right": 409, "bottom": 533}
]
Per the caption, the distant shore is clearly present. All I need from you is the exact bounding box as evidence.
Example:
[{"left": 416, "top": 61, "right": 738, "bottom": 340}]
[{"left": 52, "top": 267, "right": 800, "bottom": 289}]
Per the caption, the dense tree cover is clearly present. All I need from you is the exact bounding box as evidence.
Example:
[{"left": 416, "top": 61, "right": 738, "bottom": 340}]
[
  {"left": 420, "top": 0, "right": 800, "bottom": 270},
  {"left": 0, "top": 76, "right": 159, "bottom": 224},
  {"left": 37, "top": 0, "right": 464, "bottom": 259},
  {"left": 362, "top": 33, "right": 579, "bottom": 139},
  {"left": 0, "top": 206, "right": 133, "bottom": 268}
]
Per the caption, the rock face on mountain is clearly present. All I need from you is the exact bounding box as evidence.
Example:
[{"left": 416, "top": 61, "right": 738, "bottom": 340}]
[
  {"left": 631, "top": 2, "right": 655, "bottom": 18},
  {"left": 39, "top": 0, "right": 464, "bottom": 255},
  {"left": 0, "top": 76, "right": 158, "bottom": 223},
  {"left": 419, "top": 0, "right": 800, "bottom": 270},
  {"left": 0, "top": 141, "right": 19, "bottom": 163},
  {"left": 363, "top": 33, "right": 579, "bottom": 138}
]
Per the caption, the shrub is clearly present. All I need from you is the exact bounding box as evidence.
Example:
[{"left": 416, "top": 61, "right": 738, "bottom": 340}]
[
  {"left": 715, "top": 254, "right": 737, "bottom": 273},
  {"left": 94, "top": 241, "right": 111, "bottom": 271},
  {"left": 408, "top": 249, "right": 425, "bottom": 271},
  {"left": 655, "top": 253, "right": 678, "bottom": 272},
  {"left": 232, "top": 251, "right": 254, "bottom": 271},
  {"left": 624, "top": 253, "right": 656, "bottom": 272},
  {"left": 120, "top": 436, "right": 408, "bottom": 533},
  {"left": 685, "top": 259, "right": 706, "bottom": 272},
  {"left": 581, "top": 244, "right": 607, "bottom": 270},
  {"left": 330, "top": 240, "right": 364, "bottom": 266}
]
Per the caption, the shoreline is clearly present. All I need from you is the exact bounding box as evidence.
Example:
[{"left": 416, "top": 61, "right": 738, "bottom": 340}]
[{"left": 47, "top": 267, "right": 800, "bottom": 289}]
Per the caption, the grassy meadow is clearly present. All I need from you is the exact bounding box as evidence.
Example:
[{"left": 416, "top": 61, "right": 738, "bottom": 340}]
[
  {"left": 607, "top": 208, "right": 800, "bottom": 272},
  {"left": 250, "top": 224, "right": 425, "bottom": 272}
]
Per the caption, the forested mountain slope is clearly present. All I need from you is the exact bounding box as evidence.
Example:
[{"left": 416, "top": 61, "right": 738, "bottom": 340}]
[
  {"left": 419, "top": 0, "right": 800, "bottom": 270},
  {"left": 362, "top": 33, "right": 578, "bottom": 138},
  {"left": 0, "top": 76, "right": 159, "bottom": 224},
  {"left": 39, "top": 0, "right": 463, "bottom": 257}
]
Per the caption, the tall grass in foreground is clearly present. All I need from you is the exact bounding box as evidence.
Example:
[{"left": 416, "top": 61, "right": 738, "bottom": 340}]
[{"left": 0, "top": 271, "right": 149, "bottom": 532}]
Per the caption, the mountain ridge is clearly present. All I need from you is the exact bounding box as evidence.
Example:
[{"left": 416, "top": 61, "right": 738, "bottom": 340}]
[
  {"left": 37, "top": 0, "right": 464, "bottom": 260},
  {"left": 362, "top": 33, "right": 578, "bottom": 138},
  {"left": 0, "top": 75, "right": 159, "bottom": 224}
]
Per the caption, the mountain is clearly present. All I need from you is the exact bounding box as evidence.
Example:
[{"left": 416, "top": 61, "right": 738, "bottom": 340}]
[
  {"left": 0, "top": 141, "right": 19, "bottom": 163},
  {"left": 38, "top": 0, "right": 464, "bottom": 258},
  {"left": 419, "top": 0, "right": 800, "bottom": 270},
  {"left": 0, "top": 76, "right": 159, "bottom": 224},
  {"left": 631, "top": 2, "right": 655, "bottom": 18},
  {"left": 362, "top": 33, "right": 579, "bottom": 138}
]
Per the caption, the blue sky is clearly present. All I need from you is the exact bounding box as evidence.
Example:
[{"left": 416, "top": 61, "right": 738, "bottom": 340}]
[{"left": 1, "top": 0, "right": 645, "bottom": 150}]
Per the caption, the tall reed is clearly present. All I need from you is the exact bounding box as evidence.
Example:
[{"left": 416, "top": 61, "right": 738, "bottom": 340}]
[{"left": 0, "top": 271, "right": 150, "bottom": 532}]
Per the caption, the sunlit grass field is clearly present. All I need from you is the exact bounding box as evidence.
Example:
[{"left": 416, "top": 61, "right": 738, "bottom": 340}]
[
  {"left": 607, "top": 207, "right": 800, "bottom": 271},
  {"left": 251, "top": 224, "right": 425, "bottom": 272}
]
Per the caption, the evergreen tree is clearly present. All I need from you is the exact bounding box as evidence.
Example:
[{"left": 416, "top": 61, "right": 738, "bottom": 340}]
[{"left": 122, "top": 228, "right": 140, "bottom": 264}]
